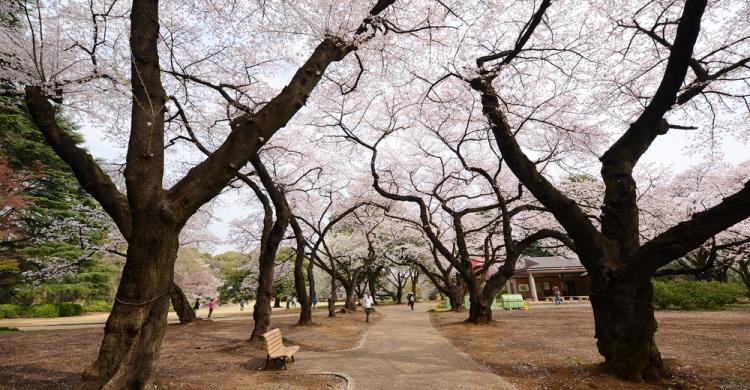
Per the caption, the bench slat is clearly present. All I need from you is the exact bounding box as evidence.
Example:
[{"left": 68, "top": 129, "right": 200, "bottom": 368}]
[
  {"left": 267, "top": 340, "right": 284, "bottom": 353},
  {"left": 262, "top": 328, "right": 298, "bottom": 368}
]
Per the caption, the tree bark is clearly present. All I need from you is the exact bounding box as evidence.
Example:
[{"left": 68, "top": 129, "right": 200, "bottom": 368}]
[
  {"left": 80, "top": 226, "right": 179, "bottom": 389},
  {"left": 273, "top": 297, "right": 281, "bottom": 308},
  {"left": 448, "top": 288, "right": 463, "bottom": 313},
  {"left": 328, "top": 275, "right": 337, "bottom": 317},
  {"left": 734, "top": 260, "right": 750, "bottom": 295},
  {"left": 250, "top": 251, "right": 276, "bottom": 342},
  {"left": 590, "top": 276, "right": 668, "bottom": 382},
  {"left": 367, "top": 268, "right": 381, "bottom": 305},
  {"left": 343, "top": 282, "right": 357, "bottom": 312},
  {"left": 170, "top": 283, "right": 196, "bottom": 324},
  {"left": 248, "top": 155, "right": 291, "bottom": 341},
  {"left": 307, "top": 259, "right": 316, "bottom": 312},
  {"left": 465, "top": 282, "right": 493, "bottom": 324},
  {"left": 291, "top": 218, "right": 313, "bottom": 325}
]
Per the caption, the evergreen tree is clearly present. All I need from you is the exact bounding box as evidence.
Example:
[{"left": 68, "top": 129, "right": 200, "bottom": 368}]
[{"left": 0, "top": 97, "right": 117, "bottom": 303}]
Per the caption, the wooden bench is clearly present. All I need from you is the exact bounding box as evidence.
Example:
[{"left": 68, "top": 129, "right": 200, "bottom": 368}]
[{"left": 262, "top": 328, "right": 299, "bottom": 370}]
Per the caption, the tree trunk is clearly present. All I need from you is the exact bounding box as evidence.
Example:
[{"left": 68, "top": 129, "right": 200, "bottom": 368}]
[
  {"left": 250, "top": 251, "right": 276, "bottom": 342},
  {"left": 448, "top": 289, "right": 464, "bottom": 312},
  {"left": 367, "top": 272, "right": 379, "bottom": 305},
  {"left": 411, "top": 272, "right": 419, "bottom": 297},
  {"left": 328, "top": 276, "right": 337, "bottom": 318},
  {"left": 736, "top": 261, "right": 750, "bottom": 295},
  {"left": 170, "top": 283, "right": 196, "bottom": 324},
  {"left": 305, "top": 260, "right": 316, "bottom": 318},
  {"left": 396, "top": 284, "right": 403, "bottom": 304},
  {"left": 344, "top": 283, "right": 357, "bottom": 312},
  {"left": 293, "top": 250, "right": 312, "bottom": 325},
  {"left": 591, "top": 276, "right": 668, "bottom": 382},
  {"left": 291, "top": 202, "right": 312, "bottom": 326},
  {"left": 273, "top": 296, "right": 281, "bottom": 308},
  {"left": 466, "top": 284, "right": 493, "bottom": 324},
  {"left": 80, "top": 226, "right": 179, "bottom": 389}
]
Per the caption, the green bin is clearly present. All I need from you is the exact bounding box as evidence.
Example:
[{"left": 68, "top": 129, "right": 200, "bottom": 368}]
[{"left": 499, "top": 294, "right": 527, "bottom": 310}]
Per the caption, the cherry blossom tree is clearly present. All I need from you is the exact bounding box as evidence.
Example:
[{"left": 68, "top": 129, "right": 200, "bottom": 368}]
[
  {"left": 2, "top": 0, "right": 409, "bottom": 385},
  {"left": 453, "top": 0, "right": 750, "bottom": 381}
]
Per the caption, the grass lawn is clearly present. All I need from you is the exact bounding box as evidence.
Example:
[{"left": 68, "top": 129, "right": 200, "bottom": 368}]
[
  {"left": 0, "top": 310, "right": 380, "bottom": 389},
  {"left": 431, "top": 304, "right": 750, "bottom": 389}
]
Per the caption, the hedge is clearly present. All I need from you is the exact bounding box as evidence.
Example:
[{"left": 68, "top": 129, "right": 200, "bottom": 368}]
[
  {"left": 57, "top": 302, "right": 84, "bottom": 317},
  {"left": 0, "top": 304, "right": 25, "bottom": 319},
  {"left": 653, "top": 280, "right": 748, "bottom": 310},
  {"left": 83, "top": 300, "right": 112, "bottom": 313},
  {"left": 30, "top": 303, "right": 60, "bottom": 318}
]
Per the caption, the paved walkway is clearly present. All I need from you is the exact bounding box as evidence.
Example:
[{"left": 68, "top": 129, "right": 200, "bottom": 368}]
[{"left": 291, "top": 303, "right": 514, "bottom": 390}]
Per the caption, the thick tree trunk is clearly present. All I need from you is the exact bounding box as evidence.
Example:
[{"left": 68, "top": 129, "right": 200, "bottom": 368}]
[
  {"left": 448, "top": 289, "right": 464, "bottom": 312},
  {"left": 170, "top": 283, "right": 196, "bottom": 324},
  {"left": 367, "top": 272, "right": 380, "bottom": 305},
  {"left": 295, "top": 257, "right": 313, "bottom": 325},
  {"left": 591, "top": 276, "right": 668, "bottom": 382},
  {"left": 395, "top": 285, "right": 403, "bottom": 304},
  {"left": 411, "top": 272, "right": 419, "bottom": 297},
  {"left": 80, "top": 226, "right": 179, "bottom": 389},
  {"left": 344, "top": 283, "right": 357, "bottom": 312},
  {"left": 305, "top": 260, "right": 316, "bottom": 317},
  {"left": 466, "top": 284, "right": 493, "bottom": 324},
  {"left": 273, "top": 297, "right": 281, "bottom": 308},
  {"left": 328, "top": 276, "right": 337, "bottom": 318},
  {"left": 250, "top": 252, "right": 276, "bottom": 342},
  {"left": 468, "top": 273, "right": 511, "bottom": 324}
]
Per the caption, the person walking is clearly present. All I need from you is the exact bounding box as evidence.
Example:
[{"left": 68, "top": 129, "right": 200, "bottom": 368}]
[
  {"left": 552, "top": 286, "right": 562, "bottom": 305},
  {"left": 239, "top": 299, "right": 245, "bottom": 311},
  {"left": 291, "top": 296, "right": 297, "bottom": 308},
  {"left": 407, "top": 292, "right": 416, "bottom": 311},
  {"left": 312, "top": 294, "right": 318, "bottom": 311},
  {"left": 193, "top": 298, "right": 201, "bottom": 317},
  {"left": 208, "top": 297, "right": 218, "bottom": 319},
  {"left": 362, "top": 291, "right": 374, "bottom": 323}
]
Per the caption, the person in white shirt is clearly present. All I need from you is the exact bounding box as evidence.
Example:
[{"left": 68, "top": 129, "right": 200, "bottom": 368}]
[{"left": 362, "top": 292, "right": 374, "bottom": 323}]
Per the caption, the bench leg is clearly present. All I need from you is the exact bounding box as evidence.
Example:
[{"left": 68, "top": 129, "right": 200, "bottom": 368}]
[
  {"left": 291, "top": 355, "right": 295, "bottom": 362},
  {"left": 282, "top": 356, "right": 288, "bottom": 370},
  {"left": 264, "top": 355, "right": 270, "bottom": 370}
]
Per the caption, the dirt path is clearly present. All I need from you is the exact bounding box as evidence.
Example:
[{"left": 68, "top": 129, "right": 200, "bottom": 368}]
[{"left": 291, "top": 303, "right": 513, "bottom": 390}]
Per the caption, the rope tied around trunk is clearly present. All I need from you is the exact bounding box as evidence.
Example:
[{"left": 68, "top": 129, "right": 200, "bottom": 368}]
[{"left": 114, "top": 283, "right": 175, "bottom": 306}]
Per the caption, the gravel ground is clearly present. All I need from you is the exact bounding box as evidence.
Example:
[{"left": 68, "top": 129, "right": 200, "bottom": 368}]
[
  {"left": 431, "top": 305, "right": 750, "bottom": 390},
  {"left": 0, "top": 311, "right": 373, "bottom": 389}
]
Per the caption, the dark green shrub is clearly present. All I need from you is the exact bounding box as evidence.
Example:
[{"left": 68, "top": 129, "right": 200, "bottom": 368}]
[
  {"left": 653, "top": 280, "right": 748, "bottom": 310},
  {"left": 83, "top": 300, "right": 112, "bottom": 313},
  {"left": 30, "top": 303, "right": 60, "bottom": 318},
  {"left": 57, "top": 302, "right": 84, "bottom": 317},
  {"left": 0, "top": 304, "right": 25, "bottom": 319}
]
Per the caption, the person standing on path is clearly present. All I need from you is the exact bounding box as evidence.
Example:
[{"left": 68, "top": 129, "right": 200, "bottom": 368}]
[
  {"left": 407, "top": 292, "right": 415, "bottom": 311},
  {"left": 552, "top": 286, "right": 562, "bottom": 305},
  {"left": 312, "top": 294, "right": 318, "bottom": 311},
  {"left": 239, "top": 299, "right": 245, "bottom": 311},
  {"left": 193, "top": 298, "right": 201, "bottom": 317},
  {"left": 362, "top": 292, "right": 374, "bottom": 323},
  {"left": 207, "top": 297, "right": 218, "bottom": 319},
  {"left": 291, "top": 296, "right": 297, "bottom": 308}
]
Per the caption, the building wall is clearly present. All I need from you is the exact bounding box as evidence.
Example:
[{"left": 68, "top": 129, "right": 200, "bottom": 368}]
[{"left": 512, "top": 273, "right": 590, "bottom": 299}]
